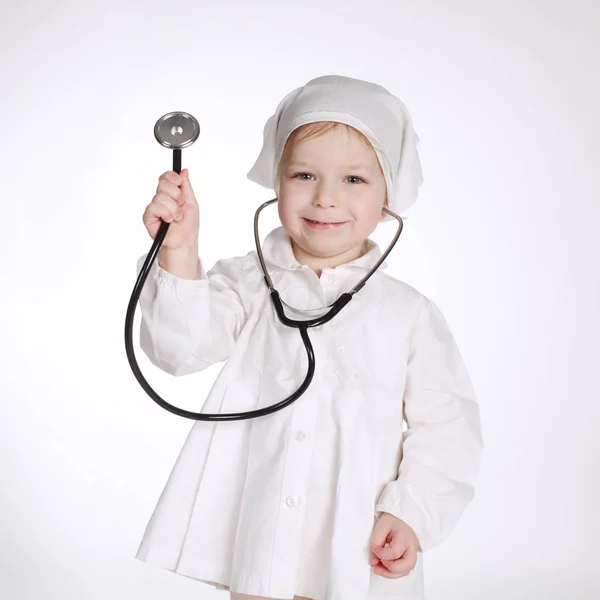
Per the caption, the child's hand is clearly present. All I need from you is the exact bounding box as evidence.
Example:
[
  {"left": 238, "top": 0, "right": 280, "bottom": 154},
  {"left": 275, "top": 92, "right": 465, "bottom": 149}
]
[
  {"left": 142, "top": 169, "right": 199, "bottom": 251},
  {"left": 369, "top": 512, "right": 420, "bottom": 579}
]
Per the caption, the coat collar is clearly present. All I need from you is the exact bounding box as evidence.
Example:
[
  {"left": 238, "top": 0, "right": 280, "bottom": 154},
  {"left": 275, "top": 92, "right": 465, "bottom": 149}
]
[{"left": 260, "top": 226, "right": 388, "bottom": 272}]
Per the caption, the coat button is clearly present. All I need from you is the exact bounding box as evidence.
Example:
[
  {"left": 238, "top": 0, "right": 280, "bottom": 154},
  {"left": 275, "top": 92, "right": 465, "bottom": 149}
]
[
  {"left": 294, "top": 430, "right": 306, "bottom": 442},
  {"left": 286, "top": 496, "right": 299, "bottom": 507}
]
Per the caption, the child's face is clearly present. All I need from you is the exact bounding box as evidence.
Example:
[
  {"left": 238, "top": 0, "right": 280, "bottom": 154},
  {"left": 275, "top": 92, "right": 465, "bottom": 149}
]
[{"left": 277, "top": 126, "right": 387, "bottom": 273}]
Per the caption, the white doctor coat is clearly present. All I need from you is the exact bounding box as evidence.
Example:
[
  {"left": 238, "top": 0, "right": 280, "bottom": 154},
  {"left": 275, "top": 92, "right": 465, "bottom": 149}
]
[{"left": 134, "top": 226, "right": 483, "bottom": 600}]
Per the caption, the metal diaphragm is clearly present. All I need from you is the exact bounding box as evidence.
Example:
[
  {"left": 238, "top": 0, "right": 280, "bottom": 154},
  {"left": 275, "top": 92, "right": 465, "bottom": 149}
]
[{"left": 154, "top": 111, "right": 200, "bottom": 149}]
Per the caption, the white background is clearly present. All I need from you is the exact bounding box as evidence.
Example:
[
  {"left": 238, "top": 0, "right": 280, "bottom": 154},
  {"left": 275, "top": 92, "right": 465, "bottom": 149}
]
[{"left": 1, "top": 0, "right": 599, "bottom": 598}]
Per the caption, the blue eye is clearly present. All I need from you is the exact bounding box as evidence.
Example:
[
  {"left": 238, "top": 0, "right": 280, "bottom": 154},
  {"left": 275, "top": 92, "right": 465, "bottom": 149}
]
[
  {"left": 346, "top": 176, "right": 365, "bottom": 184},
  {"left": 294, "top": 172, "right": 314, "bottom": 181}
]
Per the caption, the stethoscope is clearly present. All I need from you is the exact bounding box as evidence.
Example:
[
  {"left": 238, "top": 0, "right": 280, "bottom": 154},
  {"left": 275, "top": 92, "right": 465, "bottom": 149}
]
[{"left": 124, "top": 111, "right": 404, "bottom": 422}]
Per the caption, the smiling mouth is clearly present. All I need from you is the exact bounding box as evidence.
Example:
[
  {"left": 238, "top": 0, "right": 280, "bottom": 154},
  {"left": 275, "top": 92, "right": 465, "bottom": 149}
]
[{"left": 304, "top": 218, "right": 346, "bottom": 225}]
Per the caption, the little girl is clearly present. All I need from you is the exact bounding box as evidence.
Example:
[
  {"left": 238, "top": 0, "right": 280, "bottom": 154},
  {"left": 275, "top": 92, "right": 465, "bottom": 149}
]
[{"left": 135, "top": 75, "right": 483, "bottom": 600}]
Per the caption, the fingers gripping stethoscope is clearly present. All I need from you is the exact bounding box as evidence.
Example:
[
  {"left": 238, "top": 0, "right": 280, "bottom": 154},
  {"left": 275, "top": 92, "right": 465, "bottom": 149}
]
[{"left": 124, "top": 111, "right": 404, "bottom": 422}]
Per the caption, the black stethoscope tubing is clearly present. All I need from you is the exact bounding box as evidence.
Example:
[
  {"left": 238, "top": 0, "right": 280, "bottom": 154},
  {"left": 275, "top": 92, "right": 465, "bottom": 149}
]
[{"left": 124, "top": 141, "right": 404, "bottom": 422}]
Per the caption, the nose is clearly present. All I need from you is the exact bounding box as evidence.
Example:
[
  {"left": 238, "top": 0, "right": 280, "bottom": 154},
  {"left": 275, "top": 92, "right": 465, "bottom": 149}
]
[{"left": 313, "top": 181, "right": 339, "bottom": 208}]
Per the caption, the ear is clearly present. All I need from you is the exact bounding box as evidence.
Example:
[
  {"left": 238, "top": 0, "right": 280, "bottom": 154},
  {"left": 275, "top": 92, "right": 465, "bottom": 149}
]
[{"left": 380, "top": 198, "right": 389, "bottom": 219}]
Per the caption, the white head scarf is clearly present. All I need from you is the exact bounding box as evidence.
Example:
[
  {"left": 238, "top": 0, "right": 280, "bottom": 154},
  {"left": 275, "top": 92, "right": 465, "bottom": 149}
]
[{"left": 247, "top": 74, "right": 423, "bottom": 221}]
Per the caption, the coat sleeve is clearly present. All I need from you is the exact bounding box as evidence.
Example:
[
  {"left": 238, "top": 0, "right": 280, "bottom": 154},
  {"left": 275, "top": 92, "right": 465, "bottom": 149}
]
[
  {"left": 136, "top": 253, "right": 247, "bottom": 376},
  {"left": 375, "top": 296, "right": 484, "bottom": 552}
]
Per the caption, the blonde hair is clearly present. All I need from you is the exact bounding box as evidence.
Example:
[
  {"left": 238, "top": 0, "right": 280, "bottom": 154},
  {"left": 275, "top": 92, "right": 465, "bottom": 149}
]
[{"left": 276, "top": 121, "right": 384, "bottom": 183}]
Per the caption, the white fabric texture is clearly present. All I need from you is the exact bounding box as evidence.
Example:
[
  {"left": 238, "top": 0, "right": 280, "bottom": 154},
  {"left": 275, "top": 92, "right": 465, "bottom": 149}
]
[
  {"left": 134, "top": 226, "right": 483, "bottom": 600},
  {"left": 247, "top": 75, "right": 424, "bottom": 222}
]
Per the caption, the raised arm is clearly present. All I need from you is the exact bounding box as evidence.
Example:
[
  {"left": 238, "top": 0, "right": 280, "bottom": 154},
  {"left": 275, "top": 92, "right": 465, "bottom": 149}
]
[{"left": 136, "top": 253, "right": 247, "bottom": 377}]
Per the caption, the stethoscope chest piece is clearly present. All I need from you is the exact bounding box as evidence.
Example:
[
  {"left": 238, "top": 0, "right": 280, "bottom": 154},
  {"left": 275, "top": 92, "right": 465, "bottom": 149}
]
[{"left": 154, "top": 111, "right": 200, "bottom": 149}]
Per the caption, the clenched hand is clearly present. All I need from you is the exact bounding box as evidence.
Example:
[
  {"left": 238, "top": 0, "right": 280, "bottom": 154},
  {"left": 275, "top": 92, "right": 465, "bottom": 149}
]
[{"left": 369, "top": 512, "right": 420, "bottom": 579}]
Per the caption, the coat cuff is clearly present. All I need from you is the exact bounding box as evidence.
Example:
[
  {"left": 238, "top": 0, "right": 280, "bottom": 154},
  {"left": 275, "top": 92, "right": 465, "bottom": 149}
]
[{"left": 375, "top": 485, "right": 429, "bottom": 552}]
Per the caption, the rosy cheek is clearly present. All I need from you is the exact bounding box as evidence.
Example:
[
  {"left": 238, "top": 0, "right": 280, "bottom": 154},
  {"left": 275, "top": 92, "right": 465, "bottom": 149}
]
[
  {"left": 277, "top": 203, "right": 287, "bottom": 223},
  {"left": 277, "top": 204, "right": 295, "bottom": 230}
]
